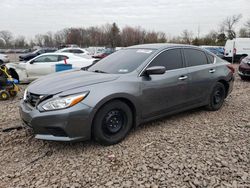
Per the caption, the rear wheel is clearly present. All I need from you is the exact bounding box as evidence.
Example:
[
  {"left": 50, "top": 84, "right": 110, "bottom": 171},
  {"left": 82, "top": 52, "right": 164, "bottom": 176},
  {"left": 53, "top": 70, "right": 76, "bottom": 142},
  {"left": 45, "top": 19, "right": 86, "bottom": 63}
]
[
  {"left": 93, "top": 100, "right": 133, "bottom": 145},
  {"left": 0, "top": 90, "right": 10, "bottom": 100},
  {"left": 206, "top": 82, "right": 226, "bottom": 111}
]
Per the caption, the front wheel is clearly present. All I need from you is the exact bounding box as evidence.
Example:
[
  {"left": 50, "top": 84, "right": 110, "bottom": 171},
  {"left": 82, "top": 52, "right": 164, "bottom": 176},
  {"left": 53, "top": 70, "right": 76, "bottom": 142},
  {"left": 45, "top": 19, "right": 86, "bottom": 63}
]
[
  {"left": 93, "top": 100, "right": 133, "bottom": 145},
  {"left": 206, "top": 82, "right": 226, "bottom": 111}
]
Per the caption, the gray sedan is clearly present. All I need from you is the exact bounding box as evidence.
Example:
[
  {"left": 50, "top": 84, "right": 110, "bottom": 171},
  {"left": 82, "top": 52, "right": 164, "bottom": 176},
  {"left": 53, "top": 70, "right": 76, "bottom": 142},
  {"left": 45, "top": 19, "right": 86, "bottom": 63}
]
[{"left": 20, "top": 44, "right": 235, "bottom": 145}]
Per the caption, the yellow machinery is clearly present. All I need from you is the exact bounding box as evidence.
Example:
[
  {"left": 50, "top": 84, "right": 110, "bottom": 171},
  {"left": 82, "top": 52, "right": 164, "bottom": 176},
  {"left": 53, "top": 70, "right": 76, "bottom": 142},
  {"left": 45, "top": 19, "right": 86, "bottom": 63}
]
[{"left": 0, "top": 65, "right": 20, "bottom": 100}]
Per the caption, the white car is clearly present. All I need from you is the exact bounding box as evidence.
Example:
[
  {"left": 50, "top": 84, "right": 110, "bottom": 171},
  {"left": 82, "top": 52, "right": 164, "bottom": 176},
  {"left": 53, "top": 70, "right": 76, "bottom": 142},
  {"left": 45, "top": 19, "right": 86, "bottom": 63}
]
[
  {"left": 0, "top": 53, "right": 10, "bottom": 64},
  {"left": 57, "top": 47, "right": 91, "bottom": 58},
  {"left": 6, "top": 52, "right": 96, "bottom": 83}
]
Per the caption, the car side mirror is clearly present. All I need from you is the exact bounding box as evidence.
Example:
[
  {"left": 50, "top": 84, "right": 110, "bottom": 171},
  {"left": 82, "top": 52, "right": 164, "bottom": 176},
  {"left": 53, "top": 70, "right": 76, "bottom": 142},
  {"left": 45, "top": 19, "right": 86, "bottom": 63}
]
[
  {"left": 30, "top": 60, "right": 34, "bottom": 64},
  {"left": 144, "top": 66, "right": 166, "bottom": 75}
]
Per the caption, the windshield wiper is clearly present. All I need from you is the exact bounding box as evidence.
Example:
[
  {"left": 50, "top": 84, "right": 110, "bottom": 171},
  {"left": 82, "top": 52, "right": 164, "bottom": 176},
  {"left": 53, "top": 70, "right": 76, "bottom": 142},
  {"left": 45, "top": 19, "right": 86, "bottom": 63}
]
[{"left": 92, "top": 70, "right": 107, "bottom": 73}]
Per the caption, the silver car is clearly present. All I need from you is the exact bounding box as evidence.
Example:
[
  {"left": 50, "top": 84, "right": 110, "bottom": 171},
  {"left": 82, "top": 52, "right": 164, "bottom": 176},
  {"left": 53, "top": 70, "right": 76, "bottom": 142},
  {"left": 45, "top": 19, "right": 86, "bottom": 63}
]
[{"left": 20, "top": 44, "right": 235, "bottom": 145}]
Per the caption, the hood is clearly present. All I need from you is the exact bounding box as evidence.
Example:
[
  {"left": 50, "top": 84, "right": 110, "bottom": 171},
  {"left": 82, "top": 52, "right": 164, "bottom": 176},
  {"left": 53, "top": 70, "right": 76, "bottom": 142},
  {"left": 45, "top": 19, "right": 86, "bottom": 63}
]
[{"left": 28, "top": 69, "right": 119, "bottom": 95}]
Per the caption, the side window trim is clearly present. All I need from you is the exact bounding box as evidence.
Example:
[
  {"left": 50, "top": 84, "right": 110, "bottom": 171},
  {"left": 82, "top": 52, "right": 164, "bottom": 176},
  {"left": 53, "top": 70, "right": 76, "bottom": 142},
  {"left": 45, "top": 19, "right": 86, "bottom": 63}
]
[{"left": 205, "top": 52, "right": 216, "bottom": 64}]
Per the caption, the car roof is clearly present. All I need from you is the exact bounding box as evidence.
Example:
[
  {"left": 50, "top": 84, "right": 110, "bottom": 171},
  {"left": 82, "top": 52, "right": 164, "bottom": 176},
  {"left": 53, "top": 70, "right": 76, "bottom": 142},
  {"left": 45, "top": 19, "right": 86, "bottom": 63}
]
[
  {"left": 59, "top": 47, "right": 86, "bottom": 51},
  {"left": 38, "top": 52, "right": 77, "bottom": 57},
  {"left": 127, "top": 43, "right": 195, "bottom": 50}
]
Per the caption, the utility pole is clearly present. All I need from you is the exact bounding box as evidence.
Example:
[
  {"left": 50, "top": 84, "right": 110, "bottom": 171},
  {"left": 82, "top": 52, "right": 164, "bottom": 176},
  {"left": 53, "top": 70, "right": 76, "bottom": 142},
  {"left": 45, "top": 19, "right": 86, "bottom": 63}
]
[
  {"left": 197, "top": 24, "right": 200, "bottom": 39},
  {"left": 232, "top": 40, "right": 235, "bottom": 64}
]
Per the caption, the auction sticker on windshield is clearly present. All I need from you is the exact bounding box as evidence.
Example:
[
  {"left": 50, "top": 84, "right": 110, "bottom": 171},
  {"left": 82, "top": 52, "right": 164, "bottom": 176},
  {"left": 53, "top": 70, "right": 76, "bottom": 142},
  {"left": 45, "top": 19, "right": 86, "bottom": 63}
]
[{"left": 136, "top": 49, "right": 153, "bottom": 54}]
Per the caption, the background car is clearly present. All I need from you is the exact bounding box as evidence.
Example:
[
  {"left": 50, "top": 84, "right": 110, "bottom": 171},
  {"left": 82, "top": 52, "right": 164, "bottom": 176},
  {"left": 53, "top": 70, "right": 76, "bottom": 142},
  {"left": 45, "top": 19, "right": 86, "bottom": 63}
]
[
  {"left": 92, "top": 48, "right": 115, "bottom": 59},
  {"left": 7, "top": 52, "right": 96, "bottom": 83},
  {"left": 238, "top": 56, "right": 250, "bottom": 80},
  {"left": 19, "top": 48, "right": 57, "bottom": 61},
  {"left": 200, "top": 46, "right": 224, "bottom": 59},
  {"left": 0, "top": 53, "right": 10, "bottom": 64},
  {"left": 56, "top": 47, "right": 91, "bottom": 58},
  {"left": 20, "top": 44, "right": 234, "bottom": 145}
]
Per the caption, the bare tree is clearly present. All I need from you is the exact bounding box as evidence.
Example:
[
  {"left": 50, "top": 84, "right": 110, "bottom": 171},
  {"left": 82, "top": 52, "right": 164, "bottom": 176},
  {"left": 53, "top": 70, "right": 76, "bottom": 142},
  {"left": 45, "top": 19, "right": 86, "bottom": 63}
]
[
  {"left": 221, "top": 14, "right": 242, "bottom": 39},
  {"left": 0, "top": 30, "right": 13, "bottom": 47},
  {"left": 245, "top": 19, "right": 250, "bottom": 29},
  {"left": 181, "top": 29, "right": 193, "bottom": 44},
  {"left": 14, "top": 36, "right": 27, "bottom": 48},
  {"left": 239, "top": 28, "right": 249, "bottom": 37},
  {"left": 34, "top": 34, "right": 44, "bottom": 46}
]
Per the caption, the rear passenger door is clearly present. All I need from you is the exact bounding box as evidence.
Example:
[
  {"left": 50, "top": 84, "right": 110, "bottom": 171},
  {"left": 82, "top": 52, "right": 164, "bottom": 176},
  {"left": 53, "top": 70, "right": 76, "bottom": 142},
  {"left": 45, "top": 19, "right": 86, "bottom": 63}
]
[
  {"left": 183, "top": 48, "right": 215, "bottom": 105},
  {"left": 140, "top": 48, "right": 189, "bottom": 118}
]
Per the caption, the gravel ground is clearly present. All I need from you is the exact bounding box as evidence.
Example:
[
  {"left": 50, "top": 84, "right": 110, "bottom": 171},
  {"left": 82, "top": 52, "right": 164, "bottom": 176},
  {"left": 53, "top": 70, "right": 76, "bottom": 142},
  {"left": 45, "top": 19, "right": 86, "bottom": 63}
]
[{"left": 0, "top": 65, "right": 249, "bottom": 188}]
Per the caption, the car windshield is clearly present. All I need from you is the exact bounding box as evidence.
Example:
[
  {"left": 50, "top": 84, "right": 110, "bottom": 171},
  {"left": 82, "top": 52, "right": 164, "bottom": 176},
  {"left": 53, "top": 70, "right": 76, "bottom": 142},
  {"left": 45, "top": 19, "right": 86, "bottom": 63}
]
[{"left": 88, "top": 48, "right": 155, "bottom": 74}]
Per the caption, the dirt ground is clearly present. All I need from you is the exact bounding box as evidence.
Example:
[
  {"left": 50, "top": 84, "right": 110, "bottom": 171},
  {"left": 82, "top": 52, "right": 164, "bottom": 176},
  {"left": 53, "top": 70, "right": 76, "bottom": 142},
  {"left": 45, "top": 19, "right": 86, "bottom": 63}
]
[{"left": 0, "top": 65, "right": 249, "bottom": 188}]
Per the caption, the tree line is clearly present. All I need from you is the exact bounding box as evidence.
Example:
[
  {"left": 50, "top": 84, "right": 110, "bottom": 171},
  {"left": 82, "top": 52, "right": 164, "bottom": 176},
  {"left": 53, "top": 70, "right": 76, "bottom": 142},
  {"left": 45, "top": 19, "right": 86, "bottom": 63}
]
[{"left": 0, "top": 14, "right": 250, "bottom": 49}]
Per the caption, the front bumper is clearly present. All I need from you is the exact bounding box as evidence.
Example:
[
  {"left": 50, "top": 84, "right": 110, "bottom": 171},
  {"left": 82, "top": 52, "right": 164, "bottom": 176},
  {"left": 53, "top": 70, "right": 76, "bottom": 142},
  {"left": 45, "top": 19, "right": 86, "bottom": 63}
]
[
  {"left": 19, "top": 99, "right": 94, "bottom": 142},
  {"left": 238, "top": 70, "right": 250, "bottom": 77},
  {"left": 1, "top": 57, "right": 9, "bottom": 63}
]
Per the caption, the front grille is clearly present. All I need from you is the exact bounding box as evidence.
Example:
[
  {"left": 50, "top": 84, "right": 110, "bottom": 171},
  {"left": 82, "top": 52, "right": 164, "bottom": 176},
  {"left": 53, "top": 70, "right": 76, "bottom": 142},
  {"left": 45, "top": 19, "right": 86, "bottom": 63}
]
[
  {"left": 26, "top": 92, "right": 41, "bottom": 107},
  {"left": 46, "top": 127, "right": 68, "bottom": 137}
]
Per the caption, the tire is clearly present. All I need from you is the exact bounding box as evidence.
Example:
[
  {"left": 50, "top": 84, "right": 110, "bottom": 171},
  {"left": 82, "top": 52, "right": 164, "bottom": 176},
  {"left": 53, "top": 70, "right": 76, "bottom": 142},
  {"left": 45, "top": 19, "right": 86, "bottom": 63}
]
[
  {"left": 9, "top": 69, "right": 19, "bottom": 81},
  {"left": 0, "top": 90, "right": 10, "bottom": 100},
  {"left": 93, "top": 100, "right": 133, "bottom": 145},
  {"left": 206, "top": 82, "right": 226, "bottom": 111},
  {"left": 240, "top": 75, "right": 249, "bottom": 81}
]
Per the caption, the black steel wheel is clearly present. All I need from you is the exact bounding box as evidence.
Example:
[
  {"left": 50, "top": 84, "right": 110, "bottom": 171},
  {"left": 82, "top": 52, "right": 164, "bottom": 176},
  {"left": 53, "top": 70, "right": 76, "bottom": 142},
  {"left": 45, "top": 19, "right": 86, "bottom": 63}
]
[
  {"left": 93, "top": 100, "right": 133, "bottom": 145},
  {"left": 206, "top": 82, "right": 226, "bottom": 111}
]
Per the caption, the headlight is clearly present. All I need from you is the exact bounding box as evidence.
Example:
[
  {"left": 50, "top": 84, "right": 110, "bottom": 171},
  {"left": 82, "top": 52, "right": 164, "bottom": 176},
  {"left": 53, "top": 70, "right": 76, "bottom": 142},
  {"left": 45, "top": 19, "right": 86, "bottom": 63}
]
[
  {"left": 23, "top": 89, "right": 28, "bottom": 100},
  {"left": 42, "top": 92, "right": 89, "bottom": 111}
]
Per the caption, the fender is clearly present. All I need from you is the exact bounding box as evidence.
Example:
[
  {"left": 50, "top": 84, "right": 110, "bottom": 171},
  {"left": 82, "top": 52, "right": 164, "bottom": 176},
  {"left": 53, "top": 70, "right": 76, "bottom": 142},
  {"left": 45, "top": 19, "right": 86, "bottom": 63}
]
[
  {"left": 6, "top": 63, "right": 29, "bottom": 83},
  {"left": 90, "top": 93, "right": 141, "bottom": 127}
]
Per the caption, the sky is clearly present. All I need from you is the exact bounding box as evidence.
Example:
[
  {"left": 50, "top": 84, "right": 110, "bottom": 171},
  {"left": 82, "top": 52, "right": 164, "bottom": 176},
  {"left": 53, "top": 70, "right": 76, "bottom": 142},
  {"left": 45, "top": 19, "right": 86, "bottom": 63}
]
[{"left": 0, "top": 0, "right": 250, "bottom": 39}]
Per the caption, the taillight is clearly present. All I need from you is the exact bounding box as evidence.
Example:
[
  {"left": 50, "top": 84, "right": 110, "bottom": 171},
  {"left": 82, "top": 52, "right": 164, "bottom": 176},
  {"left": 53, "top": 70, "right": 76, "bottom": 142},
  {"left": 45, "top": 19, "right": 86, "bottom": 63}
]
[{"left": 227, "top": 64, "right": 235, "bottom": 74}]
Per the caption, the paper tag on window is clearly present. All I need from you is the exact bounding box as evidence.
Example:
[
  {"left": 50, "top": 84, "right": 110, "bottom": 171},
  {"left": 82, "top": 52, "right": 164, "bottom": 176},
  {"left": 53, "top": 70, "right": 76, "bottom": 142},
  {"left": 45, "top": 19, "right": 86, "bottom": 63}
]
[{"left": 136, "top": 49, "right": 153, "bottom": 54}]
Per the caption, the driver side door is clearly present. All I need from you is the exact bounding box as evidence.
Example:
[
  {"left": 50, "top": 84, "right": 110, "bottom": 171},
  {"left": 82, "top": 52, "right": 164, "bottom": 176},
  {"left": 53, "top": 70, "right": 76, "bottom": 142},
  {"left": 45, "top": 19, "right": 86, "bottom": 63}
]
[
  {"left": 140, "top": 48, "right": 189, "bottom": 119},
  {"left": 26, "top": 55, "right": 60, "bottom": 79}
]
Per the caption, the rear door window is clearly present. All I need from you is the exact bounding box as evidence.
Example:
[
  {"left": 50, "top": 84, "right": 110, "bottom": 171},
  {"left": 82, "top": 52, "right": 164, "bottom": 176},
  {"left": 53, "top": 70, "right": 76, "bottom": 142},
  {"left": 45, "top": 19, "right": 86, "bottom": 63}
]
[
  {"left": 33, "top": 55, "right": 59, "bottom": 63},
  {"left": 207, "top": 53, "right": 215, "bottom": 64},
  {"left": 184, "top": 49, "right": 208, "bottom": 67},
  {"left": 58, "top": 55, "right": 69, "bottom": 61},
  {"left": 148, "top": 49, "right": 184, "bottom": 70},
  {"left": 70, "top": 49, "right": 83, "bottom": 53}
]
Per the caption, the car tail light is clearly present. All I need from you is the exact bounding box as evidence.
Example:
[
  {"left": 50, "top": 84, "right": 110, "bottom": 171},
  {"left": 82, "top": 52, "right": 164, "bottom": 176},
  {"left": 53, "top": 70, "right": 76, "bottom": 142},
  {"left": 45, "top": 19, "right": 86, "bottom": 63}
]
[{"left": 227, "top": 64, "right": 235, "bottom": 74}]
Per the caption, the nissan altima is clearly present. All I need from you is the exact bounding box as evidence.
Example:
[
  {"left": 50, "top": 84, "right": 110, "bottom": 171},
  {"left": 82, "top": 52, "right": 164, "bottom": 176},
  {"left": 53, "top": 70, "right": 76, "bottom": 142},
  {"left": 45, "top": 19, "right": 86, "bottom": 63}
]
[{"left": 20, "top": 44, "right": 235, "bottom": 145}]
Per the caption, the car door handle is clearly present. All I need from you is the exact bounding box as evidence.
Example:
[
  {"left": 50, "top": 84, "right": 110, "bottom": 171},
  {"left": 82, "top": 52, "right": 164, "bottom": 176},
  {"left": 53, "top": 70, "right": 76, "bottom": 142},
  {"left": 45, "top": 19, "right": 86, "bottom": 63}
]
[
  {"left": 178, "top": 75, "right": 188, "bottom": 80},
  {"left": 209, "top": 69, "right": 216, "bottom": 73}
]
